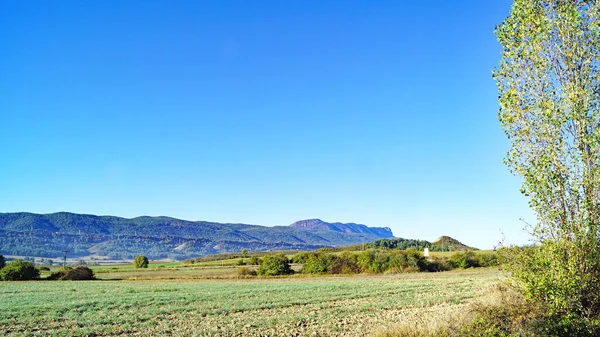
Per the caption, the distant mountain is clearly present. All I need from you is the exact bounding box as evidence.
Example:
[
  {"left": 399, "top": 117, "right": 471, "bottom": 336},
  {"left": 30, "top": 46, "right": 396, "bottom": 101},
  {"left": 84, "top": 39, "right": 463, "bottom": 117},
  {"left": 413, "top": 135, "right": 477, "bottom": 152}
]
[
  {"left": 432, "top": 236, "right": 475, "bottom": 251},
  {"left": 0, "top": 212, "right": 395, "bottom": 260},
  {"left": 290, "top": 219, "right": 394, "bottom": 238}
]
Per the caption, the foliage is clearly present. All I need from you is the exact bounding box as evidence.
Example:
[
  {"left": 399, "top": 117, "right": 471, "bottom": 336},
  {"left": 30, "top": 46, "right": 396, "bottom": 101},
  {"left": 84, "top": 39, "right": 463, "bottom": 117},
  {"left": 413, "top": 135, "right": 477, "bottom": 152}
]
[
  {"left": 0, "top": 254, "right": 4, "bottom": 269},
  {"left": 449, "top": 251, "right": 480, "bottom": 269},
  {"left": 133, "top": 255, "right": 149, "bottom": 268},
  {"left": 246, "top": 256, "right": 262, "bottom": 265},
  {"left": 256, "top": 254, "right": 293, "bottom": 276},
  {"left": 297, "top": 249, "right": 451, "bottom": 275},
  {"left": 0, "top": 260, "right": 39, "bottom": 281},
  {"left": 236, "top": 267, "right": 257, "bottom": 276},
  {"left": 495, "top": 0, "right": 600, "bottom": 318},
  {"left": 290, "top": 251, "right": 313, "bottom": 264},
  {"left": 48, "top": 266, "right": 96, "bottom": 280},
  {"left": 371, "top": 238, "right": 442, "bottom": 251},
  {"left": 301, "top": 254, "right": 334, "bottom": 274}
]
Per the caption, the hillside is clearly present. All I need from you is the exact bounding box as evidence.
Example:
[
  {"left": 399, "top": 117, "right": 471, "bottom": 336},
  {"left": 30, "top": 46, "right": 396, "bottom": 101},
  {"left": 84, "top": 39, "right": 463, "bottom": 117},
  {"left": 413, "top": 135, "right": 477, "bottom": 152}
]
[
  {"left": 0, "top": 212, "right": 394, "bottom": 260},
  {"left": 432, "top": 236, "right": 475, "bottom": 251}
]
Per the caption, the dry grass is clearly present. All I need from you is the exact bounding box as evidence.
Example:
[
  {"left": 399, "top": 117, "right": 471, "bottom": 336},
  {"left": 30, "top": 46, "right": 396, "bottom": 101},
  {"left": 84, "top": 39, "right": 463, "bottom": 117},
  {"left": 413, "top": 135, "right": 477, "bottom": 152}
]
[{"left": 373, "top": 279, "right": 525, "bottom": 337}]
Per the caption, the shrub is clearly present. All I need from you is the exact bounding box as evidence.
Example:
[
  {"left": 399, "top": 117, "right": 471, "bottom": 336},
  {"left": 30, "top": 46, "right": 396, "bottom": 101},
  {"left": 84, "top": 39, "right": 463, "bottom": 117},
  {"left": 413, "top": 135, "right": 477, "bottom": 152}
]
[
  {"left": 302, "top": 254, "right": 333, "bottom": 274},
  {"left": 247, "top": 257, "right": 262, "bottom": 265},
  {"left": 330, "top": 252, "right": 360, "bottom": 274},
  {"left": 0, "top": 260, "right": 40, "bottom": 281},
  {"left": 257, "top": 254, "right": 293, "bottom": 276},
  {"left": 48, "top": 266, "right": 96, "bottom": 280},
  {"left": 236, "top": 259, "right": 246, "bottom": 266},
  {"left": 133, "top": 255, "right": 149, "bottom": 268},
  {"left": 476, "top": 253, "right": 500, "bottom": 267},
  {"left": 0, "top": 254, "right": 5, "bottom": 269},
  {"left": 449, "top": 251, "right": 479, "bottom": 269},
  {"left": 291, "top": 252, "right": 313, "bottom": 264},
  {"left": 236, "top": 267, "right": 257, "bottom": 276},
  {"left": 424, "top": 257, "right": 452, "bottom": 272},
  {"left": 459, "top": 283, "right": 600, "bottom": 337}
]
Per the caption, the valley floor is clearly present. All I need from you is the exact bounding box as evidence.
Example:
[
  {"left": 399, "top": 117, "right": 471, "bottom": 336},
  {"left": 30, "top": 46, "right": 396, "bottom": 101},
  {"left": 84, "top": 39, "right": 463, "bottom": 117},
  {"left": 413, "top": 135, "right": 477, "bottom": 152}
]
[{"left": 0, "top": 268, "right": 502, "bottom": 336}]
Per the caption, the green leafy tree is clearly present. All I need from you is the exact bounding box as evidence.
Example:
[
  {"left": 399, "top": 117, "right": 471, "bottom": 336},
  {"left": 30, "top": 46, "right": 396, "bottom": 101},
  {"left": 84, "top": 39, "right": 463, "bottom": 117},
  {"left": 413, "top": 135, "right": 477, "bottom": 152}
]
[
  {"left": 0, "top": 260, "right": 40, "bottom": 281},
  {"left": 0, "top": 254, "right": 5, "bottom": 270},
  {"left": 133, "top": 255, "right": 149, "bottom": 268},
  {"left": 257, "top": 254, "right": 293, "bottom": 276},
  {"left": 241, "top": 248, "right": 248, "bottom": 258},
  {"left": 495, "top": 0, "right": 600, "bottom": 317},
  {"left": 301, "top": 254, "right": 332, "bottom": 274}
]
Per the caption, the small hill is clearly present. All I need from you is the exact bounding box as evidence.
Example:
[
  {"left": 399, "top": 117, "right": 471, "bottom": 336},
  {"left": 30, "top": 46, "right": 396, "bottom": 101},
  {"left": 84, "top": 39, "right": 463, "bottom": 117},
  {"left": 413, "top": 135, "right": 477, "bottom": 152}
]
[{"left": 432, "top": 236, "right": 475, "bottom": 251}]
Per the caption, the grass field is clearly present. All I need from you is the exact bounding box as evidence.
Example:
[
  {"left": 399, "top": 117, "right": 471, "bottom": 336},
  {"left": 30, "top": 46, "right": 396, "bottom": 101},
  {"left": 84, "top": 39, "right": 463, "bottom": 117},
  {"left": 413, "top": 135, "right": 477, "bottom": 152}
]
[{"left": 0, "top": 268, "right": 502, "bottom": 336}]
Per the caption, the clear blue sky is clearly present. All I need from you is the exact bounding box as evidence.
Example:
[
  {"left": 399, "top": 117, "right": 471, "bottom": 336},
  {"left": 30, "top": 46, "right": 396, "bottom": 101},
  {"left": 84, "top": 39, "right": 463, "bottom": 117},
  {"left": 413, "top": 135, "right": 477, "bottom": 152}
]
[{"left": 0, "top": 1, "right": 533, "bottom": 249}]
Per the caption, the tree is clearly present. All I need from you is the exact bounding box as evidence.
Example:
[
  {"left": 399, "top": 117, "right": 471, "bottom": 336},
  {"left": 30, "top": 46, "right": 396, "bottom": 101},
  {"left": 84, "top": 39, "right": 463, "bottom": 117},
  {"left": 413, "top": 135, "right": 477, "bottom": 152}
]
[
  {"left": 0, "top": 260, "right": 40, "bottom": 281},
  {"left": 48, "top": 266, "right": 96, "bottom": 280},
  {"left": 256, "top": 254, "right": 293, "bottom": 276},
  {"left": 495, "top": 0, "right": 600, "bottom": 317},
  {"left": 0, "top": 254, "right": 5, "bottom": 270},
  {"left": 133, "top": 255, "right": 149, "bottom": 268},
  {"left": 241, "top": 248, "right": 248, "bottom": 258}
]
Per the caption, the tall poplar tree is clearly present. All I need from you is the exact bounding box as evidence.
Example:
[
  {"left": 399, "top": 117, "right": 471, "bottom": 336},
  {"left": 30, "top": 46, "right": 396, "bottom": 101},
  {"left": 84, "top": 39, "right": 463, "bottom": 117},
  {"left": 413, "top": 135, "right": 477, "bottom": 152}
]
[{"left": 495, "top": 0, "right": 600, "bottom": 315}]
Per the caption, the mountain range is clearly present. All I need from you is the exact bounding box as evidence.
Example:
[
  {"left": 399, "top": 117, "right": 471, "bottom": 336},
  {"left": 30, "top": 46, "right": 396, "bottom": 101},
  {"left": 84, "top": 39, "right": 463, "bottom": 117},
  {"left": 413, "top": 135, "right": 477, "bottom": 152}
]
[{"left": 0, "top": 212, "right": 394, "bottom": 260}]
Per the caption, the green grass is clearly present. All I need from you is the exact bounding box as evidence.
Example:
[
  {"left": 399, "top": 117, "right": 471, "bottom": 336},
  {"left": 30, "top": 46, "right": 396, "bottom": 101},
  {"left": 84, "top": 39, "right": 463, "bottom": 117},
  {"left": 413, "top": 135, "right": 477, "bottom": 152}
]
[{"left": 0, "top": 268, "right": 502, "bottom": 336}]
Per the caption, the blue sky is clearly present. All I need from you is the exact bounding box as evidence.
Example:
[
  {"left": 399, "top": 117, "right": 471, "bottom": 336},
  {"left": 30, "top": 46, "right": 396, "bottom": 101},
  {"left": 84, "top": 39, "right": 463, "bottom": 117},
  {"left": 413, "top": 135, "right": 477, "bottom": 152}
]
[{"left": 0, "top": 1, "right": 533, "bottom": 249}]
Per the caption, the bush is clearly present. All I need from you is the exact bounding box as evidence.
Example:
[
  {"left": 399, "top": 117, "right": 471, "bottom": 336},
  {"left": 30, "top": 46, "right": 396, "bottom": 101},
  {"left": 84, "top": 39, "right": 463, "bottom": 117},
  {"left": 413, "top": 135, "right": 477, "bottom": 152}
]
[
  {"left": 257, "top": 254, "right": 293, "bottom": 276},
  {"left": 0, "top": 254, "right": 5, "bottom": 269},
  {"left": 458, "top": 283, "right": 600, "bottom": 337},
  {"left": 48, "top": 266, "right": 96, "bottom": 280},
  {"left": 133, "top": 255, "right": 149, "bottom": 268},
  {"left": 476, "top": 252, "right": 500, "bottom": 267},
  {"left": 247, "top": 257, "right": 261, "bottom": 265},
  {"left": 236, "top": 259, "right": 246, "bottom": 266},
  {"left": 291, "top": 252, "right": 313, "bottom": 264},
  {"left": 236, "top": 267, "right": 257, "bottom": 276},
  {"left": 0, "top": 260, "right": 40, "bottom": 281},
  {"left": 449, "top": 251, "right": 480, "bottom": 269},
  {"left": 329, "top": 252, "right": 360, "bottom": 274},
  {"left": 302, "top": 254, "right": 333, "bottom": 275},
  {"left": 424, "top": 257, "right": 452, "bottom": 272}
]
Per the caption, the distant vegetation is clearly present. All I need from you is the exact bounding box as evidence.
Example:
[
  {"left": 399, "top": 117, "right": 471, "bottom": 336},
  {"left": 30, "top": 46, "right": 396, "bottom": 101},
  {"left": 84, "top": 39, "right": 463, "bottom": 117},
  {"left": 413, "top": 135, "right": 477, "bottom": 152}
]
[
  {"left": 293, "top": 250, "right": 498, "bottom": 275},
  {"left": 47, "top": 266, "right": 95, "bottom": 281},
  {"left": 133, "top": 255, "right": 149, "bottom": 268},
  {"left": 256, "top": 254, "right": 293, "bottom": 276},
  {"left": 0, "top": 260, "right": 39, "bottom": 281}
]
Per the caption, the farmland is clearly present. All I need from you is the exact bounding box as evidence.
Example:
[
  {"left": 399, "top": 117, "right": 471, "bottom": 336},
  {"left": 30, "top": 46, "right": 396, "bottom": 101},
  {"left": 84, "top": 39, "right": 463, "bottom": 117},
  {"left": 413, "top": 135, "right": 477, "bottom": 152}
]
[{"left": 0, "top": 268, "right": 502, "bottom": 336}]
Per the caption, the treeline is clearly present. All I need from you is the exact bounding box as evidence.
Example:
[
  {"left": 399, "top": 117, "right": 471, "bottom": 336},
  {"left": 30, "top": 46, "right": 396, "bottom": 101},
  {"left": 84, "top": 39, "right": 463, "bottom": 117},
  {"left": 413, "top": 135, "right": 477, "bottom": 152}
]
[
  {"left": 236, "top": 250, "right": 500, "bottom": 276},
  {"left": 369, "top": 238, "right": 443, "bottom": 251},
  {"left": 311, "top": 237, "right": 473, "bottom": 254},
  {"left": 295, "top": 250, "right": 499, "bottom": 275}
]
